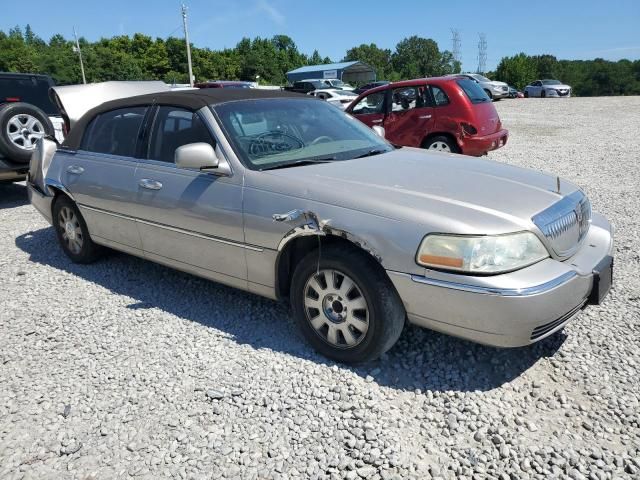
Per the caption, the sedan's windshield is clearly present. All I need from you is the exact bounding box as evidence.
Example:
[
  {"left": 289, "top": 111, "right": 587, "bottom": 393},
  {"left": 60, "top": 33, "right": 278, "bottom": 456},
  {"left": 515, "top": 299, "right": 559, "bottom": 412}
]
[
  {"left": 213, "top": 99, "right": 392, "bottom": 170},
  {"left": 542, "top": 80, "right": 562, "bottom": 85}
]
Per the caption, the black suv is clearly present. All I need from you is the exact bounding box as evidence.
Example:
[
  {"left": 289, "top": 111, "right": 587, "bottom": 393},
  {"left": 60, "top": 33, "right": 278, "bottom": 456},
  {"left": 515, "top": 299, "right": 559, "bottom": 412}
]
[{"left": 0, "top": 72, "right": 62, "bottom": 183}]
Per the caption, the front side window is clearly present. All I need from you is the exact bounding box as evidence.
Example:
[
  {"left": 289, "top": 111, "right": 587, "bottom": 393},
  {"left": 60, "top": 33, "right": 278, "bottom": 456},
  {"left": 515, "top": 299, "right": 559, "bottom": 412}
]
[
  {"left": 214, "top": 98, "right": 392, "bottom": 170},
  {"left": 82, "top": 106, "right": 147, "bottom": 157},
  {"left": 431, "top": 86, "right": 450, "bottom": 106},
  {"left": 350, "top": 91, "right": 386, "bottom": 115},
  {"left": 147, "top": 107, "right": 214, "bottom": 163}
]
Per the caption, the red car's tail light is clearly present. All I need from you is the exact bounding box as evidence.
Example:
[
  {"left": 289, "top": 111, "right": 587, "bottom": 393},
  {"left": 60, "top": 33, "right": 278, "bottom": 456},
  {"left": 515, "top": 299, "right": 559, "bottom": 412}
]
[{"left": 461, "top": 122, "right": 477, "bottom": 135}]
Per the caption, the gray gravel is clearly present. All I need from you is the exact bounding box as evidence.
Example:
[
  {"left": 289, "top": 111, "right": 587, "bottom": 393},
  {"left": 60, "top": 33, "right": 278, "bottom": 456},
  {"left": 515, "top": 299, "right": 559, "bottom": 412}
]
[{"left": 1, "top": 96, "right": 639, "bottom": 479}]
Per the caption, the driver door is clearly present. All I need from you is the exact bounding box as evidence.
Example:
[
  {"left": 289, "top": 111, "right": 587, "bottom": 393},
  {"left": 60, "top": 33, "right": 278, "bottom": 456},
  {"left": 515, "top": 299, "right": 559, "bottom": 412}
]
[
  {"left": 348, "top": 90, "right": 388, "bottom": 128},
  {"left": 131, "top": 106, "right": 247, "bottom": 286}
]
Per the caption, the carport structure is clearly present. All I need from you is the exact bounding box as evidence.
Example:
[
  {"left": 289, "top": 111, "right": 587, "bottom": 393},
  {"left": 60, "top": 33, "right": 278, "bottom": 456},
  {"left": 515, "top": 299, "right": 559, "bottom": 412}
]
[{"left": 286, "top": 61, "right": 376, "bottom": 85}]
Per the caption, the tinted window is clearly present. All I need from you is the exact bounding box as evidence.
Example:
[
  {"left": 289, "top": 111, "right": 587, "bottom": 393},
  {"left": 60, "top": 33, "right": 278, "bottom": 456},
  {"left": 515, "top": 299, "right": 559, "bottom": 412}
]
[
  {"left": 390, "top": 86, "right": 428, "bottom": 112},
  {"left": 542, "top": 80, "right": 561, "bottom": 85},
  {"left": 456, "top": 79, "right": 490, "bottom": 104},
  {"left": 148, "top": 107, "right": 214, "bottom": 163},
  {"left": 351, "top": 91, "right": 386, "bottom": 115},
  {"left": 0, "top": 76, "right": 57, "bottom": 115},
  {"left": 82, "top": 107, "right": 147, "bottom": 157},
  {"left": 431, "top": 86, "right": 450, "bottom": 106}
]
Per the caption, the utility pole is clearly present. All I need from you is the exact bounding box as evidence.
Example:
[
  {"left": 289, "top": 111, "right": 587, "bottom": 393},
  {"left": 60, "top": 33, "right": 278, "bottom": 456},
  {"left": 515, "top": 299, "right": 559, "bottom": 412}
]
[
  {"left": 181, "top": 4, "right": 194, "bottom": 86},
  {"left": 477, "top": 33, "right": 487, "bottom": 74},
  {"left": 72, "top": 26, "right": 87, "bottom": 84},
  {"left": 451, "top": 29, "right": 461, "bottom": 72}
]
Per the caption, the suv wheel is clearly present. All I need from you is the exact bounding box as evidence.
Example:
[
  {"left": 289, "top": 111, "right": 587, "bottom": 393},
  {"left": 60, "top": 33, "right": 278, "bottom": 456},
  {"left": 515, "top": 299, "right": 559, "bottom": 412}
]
[
  {"left": 290, "top": 244, "right": 405, "bottom": 363},
  {"left": 484, "top": 89, "right": 493, "bottom": 100},
  {"left": 53, "top": 195, "right": 104, "bottom": 263},
  {"left": 0, "top": 103, "right": 54, "bottom": 163}
]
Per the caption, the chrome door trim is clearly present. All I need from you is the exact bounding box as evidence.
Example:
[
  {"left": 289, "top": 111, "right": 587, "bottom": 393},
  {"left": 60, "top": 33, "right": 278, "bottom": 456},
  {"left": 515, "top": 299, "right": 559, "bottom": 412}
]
[
  {"left": 78, "top": 203, "right": 263, "bottom": 252},
  {"left": 403, "top": 270, "right": 578, "bottom": 297}
]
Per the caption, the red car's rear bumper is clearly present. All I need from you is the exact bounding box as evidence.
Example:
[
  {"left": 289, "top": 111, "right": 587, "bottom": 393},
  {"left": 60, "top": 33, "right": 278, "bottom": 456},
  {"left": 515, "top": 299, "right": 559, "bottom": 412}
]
[{"left": 459, "top": 129, "right": 509, "bottom": 156}]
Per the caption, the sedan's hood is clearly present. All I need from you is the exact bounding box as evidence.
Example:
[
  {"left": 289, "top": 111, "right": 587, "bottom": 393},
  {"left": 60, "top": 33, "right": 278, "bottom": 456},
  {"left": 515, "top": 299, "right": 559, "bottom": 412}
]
[
  {"left": 488, "top": 80, "right": 508, "bottom": 87},
  {"left": 547, "top": 84, "right": 571, "bottom": 90},
  {"left": 249, "top": 148, "right": 577, "bottom": 234}
]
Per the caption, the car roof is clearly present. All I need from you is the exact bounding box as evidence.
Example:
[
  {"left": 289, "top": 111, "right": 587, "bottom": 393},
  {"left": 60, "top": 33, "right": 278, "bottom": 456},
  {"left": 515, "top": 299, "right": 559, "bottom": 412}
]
[
  {"left": 359, "top": 76, "right": 460, "bottom": 95},
  {"left": 62, "top": 88, "right": 308, "bottom": 150}
]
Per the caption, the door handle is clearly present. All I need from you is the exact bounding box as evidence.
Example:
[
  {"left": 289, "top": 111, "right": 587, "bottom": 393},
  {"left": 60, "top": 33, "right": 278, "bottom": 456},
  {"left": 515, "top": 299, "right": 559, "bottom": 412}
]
[
  {"left": 66, "top": 165, "right": 84, "bottom": 174},
  {"left": 419, "top": 115, "right": 432, "bottom": 119},
  {"left": 371, "top": 119, "right": 383, "bottom": 124},
  {"left": 138, "top": 179, "right": 163, "bottom": 190}
]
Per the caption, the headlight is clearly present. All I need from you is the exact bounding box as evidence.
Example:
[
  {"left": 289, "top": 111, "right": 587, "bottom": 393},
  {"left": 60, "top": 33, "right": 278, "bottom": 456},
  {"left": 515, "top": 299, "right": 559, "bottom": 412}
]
[{"left": 416, "top": 232, "right": 549, "bottom": 274}]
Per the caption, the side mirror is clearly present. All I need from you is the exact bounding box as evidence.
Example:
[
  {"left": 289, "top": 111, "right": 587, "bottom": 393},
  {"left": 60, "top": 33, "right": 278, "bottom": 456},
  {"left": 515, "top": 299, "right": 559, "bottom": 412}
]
[
  {"left": 175, "top": 142, "right": 230, "bottom": 176},
  {"left": 372, "top": 125, "right": 385, "bottom": 138}
]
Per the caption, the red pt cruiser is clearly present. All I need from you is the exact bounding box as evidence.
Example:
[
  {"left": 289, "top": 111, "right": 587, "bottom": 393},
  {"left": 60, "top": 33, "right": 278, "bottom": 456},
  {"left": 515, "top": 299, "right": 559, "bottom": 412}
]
[{"left": 346, "top": 76, "right": 508, "bottom": 156}]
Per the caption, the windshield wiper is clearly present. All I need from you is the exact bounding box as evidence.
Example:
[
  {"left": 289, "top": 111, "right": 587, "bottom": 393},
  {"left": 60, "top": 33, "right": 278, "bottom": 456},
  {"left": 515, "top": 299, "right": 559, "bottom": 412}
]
[
  {"left": 354, "top": 149, "right": 387, "bottom": 159},
  {"left": 260, "top": 157, "right": 336, "bottom": 171}
]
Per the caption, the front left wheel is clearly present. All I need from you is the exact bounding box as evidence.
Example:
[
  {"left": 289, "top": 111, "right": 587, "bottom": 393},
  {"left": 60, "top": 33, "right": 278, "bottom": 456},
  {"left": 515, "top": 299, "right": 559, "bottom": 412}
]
[
  {"left": 53, "top": 195, "right": 104, "bottom": 263},
  {"left": 290, "top": 244, "right": 405, "bottom": 363}
]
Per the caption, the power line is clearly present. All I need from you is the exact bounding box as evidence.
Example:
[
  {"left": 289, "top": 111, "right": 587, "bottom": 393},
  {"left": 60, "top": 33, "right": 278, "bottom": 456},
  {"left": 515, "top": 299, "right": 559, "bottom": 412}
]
[
  {"left": 72, "top": 26, "right": 87, "bottom": 84},
  {"left": 451, "top": 29, "right": 461, "bottom": 72},
  {"left": 477, "top": 33, "right": 487, "bottom": 74},
  {"left": 181, "top": 3, "right": 194, "bottom": 86}
]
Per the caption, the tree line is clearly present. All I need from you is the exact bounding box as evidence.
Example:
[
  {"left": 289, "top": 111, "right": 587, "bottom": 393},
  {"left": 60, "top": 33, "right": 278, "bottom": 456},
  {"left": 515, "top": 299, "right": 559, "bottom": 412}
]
[
  {"left": 0, "top": 25, "right": 458, "bottom": 86},
  {"left": 494, "top": 53, "right": 640, "bottom": 96},
  {"left": 1, "top": 25, "right": 638, "bottom": 96}
]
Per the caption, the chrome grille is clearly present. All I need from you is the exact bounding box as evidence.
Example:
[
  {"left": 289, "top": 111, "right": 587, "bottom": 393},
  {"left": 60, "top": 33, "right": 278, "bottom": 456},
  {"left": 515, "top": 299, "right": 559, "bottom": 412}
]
[{"left": 532, "top": 190, "right": 592, "bottom": 258}]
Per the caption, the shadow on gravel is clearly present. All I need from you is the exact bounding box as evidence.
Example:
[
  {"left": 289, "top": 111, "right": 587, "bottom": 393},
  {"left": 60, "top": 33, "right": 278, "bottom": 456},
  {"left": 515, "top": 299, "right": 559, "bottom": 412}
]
[
  {"left": 16, "top": 227, "right": 564, "bottom": 393},
  {"left": 0, "top": 182, "right": 28, "bottom": 209}
]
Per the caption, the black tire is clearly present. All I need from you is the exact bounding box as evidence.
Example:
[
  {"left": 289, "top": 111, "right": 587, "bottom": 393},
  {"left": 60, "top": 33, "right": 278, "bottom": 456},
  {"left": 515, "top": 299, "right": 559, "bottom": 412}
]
[
  {"left": 422, "top": 135, "right": 459, "bottom": 154},
  {"left": 0, "top": 103, "right": 54, "bottom": 164},
  {"left": 484, "top": 89, "right": 493, "bottom": 100},
  {"left": 52, "top": 195, "right": 104, "bottom": 263},
  {"left": 541, "top": 90, "right": 546, "bottom": 98},
  {"left": 290, "top": 244, "right": 405, "bottom": 363},
  {"left": 524, "top": 91, "right": 529, "bottom": 98}
]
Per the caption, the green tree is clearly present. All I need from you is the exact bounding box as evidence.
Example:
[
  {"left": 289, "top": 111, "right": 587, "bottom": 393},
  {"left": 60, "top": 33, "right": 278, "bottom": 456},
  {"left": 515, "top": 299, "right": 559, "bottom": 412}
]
[
  {"left": 344, "top": 43, "right": 392, "bottom": 80},
  {"left": 495, "top": 53, "right": 538, "bottom": 89}
]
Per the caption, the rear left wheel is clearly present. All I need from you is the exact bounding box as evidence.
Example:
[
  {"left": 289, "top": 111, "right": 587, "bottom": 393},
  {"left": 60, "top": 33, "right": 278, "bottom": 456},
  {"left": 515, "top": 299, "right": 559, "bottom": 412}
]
[
  {"left": 422, "top": 135, "right": 459, "bottom": 153},
  {"left": 290, "top": 244, "right": 405, "bottom": 363},
  {"left": 52, "top": 195, "right": 104, "bottom": 263}
]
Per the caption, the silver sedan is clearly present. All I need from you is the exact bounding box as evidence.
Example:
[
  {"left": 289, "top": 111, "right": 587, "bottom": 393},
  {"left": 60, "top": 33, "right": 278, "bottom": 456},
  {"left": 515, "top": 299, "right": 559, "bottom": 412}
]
[{"left": 28, "top": 85, "right": 613, "bottom": 363}]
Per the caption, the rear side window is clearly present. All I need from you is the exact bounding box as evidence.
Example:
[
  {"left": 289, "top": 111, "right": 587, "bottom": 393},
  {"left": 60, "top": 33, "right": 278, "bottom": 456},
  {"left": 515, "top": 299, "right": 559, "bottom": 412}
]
[
  {"left": 147, "top": 107, "right": 214, "bottom": 163},
  {"left": 430, "top": 86, "right": 450, "bottom": 106},
  {"left": 0, "top": 76, "right": 57, "bottom": 115},
  {"left": 82, "top": 107, "right": 147, "bottom": 157},
  {"left": 456, "top": 79, "right": 490, "bottom": 104}
]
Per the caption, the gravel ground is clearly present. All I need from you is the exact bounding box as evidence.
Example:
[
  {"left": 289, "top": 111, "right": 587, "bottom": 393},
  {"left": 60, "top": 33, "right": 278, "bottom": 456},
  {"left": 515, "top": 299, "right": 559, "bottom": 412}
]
[{"left": 1, "top": 96, "right": 639, "bottom": 480}]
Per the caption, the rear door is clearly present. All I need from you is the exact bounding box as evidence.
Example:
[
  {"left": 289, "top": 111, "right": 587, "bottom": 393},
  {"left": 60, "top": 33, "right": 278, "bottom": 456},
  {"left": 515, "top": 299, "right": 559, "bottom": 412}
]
[
  {"left": 348, "top": 90, "right": 387, "bottom": 128},
  {"left": 62, "top": 106, "right": 148, "bottom": 252},
  {"left": 454, "top": 78, "right": 502, "bottom": 135},
  {"left": 383, "top": 85, "right": 434, "bottom": 147},
  {"left": 131, "top": 106, "right": 247, "bottom": 285}
]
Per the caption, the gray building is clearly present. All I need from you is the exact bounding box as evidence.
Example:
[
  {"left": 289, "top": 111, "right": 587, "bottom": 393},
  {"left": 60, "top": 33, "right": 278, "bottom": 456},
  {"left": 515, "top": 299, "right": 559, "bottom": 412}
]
[{"left": 286, "top": 61, "right": 376, "bottom": 84}]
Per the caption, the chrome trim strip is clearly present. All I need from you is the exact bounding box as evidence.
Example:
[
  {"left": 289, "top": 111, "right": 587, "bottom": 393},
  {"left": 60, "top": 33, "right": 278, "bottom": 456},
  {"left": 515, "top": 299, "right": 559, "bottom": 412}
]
[
  {"left": 78, "top": 203, "right": 263, "bottom": 252},
  {"left": 407, "top": 271, "right": 577, "bottom": 296}
]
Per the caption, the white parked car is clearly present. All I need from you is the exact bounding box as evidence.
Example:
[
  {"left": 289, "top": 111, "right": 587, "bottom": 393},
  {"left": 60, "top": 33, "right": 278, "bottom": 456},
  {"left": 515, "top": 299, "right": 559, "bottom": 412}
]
[
  {"left": 524, "top": 80, "right": 572, "bottom": 98},
  {"left": 308, "top": 88, "right": 358, "bottom": 109},
  {"left": 452, "top": 73, "right": 509, "bottom": 100},
  {"left": 302, "top": 78, "right": 355, "bottom": 91}
]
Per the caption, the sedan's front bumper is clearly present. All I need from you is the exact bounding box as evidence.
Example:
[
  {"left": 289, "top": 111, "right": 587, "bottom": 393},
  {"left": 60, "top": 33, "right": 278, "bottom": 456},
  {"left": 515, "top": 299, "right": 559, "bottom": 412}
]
[{"left": 388, "top": 213, "right": 613, "bottom": 347}]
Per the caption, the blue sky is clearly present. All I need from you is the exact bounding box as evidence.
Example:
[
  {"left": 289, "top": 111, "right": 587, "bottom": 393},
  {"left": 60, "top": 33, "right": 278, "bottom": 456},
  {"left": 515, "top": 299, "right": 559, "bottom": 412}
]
[{"left": 3, "top": 0, "right": 639, "bottom": 72}]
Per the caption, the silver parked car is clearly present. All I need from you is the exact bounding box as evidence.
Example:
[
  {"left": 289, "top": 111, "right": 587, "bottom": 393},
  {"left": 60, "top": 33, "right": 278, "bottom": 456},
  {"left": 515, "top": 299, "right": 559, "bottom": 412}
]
[
  {"left": 28, "top": 86, "right": 613, "bottom": 363},
  {"left": 524, "top": 80, "right": 572, "bottom": 98},
  {"left": 452, "top": 73, "right": 509, "bottom": 100}
]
